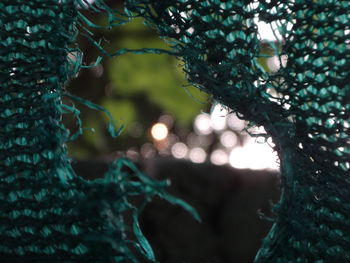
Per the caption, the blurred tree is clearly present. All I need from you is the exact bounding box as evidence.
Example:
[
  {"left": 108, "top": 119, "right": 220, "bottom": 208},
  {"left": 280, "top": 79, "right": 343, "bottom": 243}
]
[
  {"left": 66, "top": 12, "right": 209, "bottom": 158},
  {"left": 66, "top": 1, "right": 275, "bottom": 169}
]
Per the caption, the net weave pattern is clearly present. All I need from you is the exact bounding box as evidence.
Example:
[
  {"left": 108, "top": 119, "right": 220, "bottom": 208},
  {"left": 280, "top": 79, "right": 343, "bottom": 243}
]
[
  {"left": 124, "top": 0, "right": 350, "bottom": 262},
  {"left": 2, "top": 0, "right": 350, "bottom": 262},
  {"left": 0, "top": 1, "right": 185, "bottom": 262}
]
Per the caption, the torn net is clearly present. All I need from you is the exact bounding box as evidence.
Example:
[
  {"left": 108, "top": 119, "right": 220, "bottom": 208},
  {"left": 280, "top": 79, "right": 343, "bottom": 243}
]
[
  {"left": 124, "top": 0, "right": 350, "bottom": 262},
  {"left": 0, "top": 1, "right": 199, "bottom": 262},
  {"left": 1, "top": 0, "right": 350, "bottom": 262}
]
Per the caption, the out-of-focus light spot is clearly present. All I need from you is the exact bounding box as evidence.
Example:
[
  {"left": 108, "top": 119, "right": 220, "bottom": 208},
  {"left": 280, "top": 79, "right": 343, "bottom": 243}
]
[
  {"left": 220, "top": 131, "right": 238, "bottom": 148},
  {"left": 227, "top": 114, "right": 245, "bottom": 131},
  {"left": 91, "top": 64, "right": 104, "bottom": 78},
  {"left": 186, "top": 132, "right": 214, "bottom": 148},
  {"left": 186, "top": 132, "right": 199, "bottom": 147},
  {"left": 210, "top": 149, "right": 228, "bottom": 166},
  {"left": 255, "top": 19, "right": 282, "bottom": 40},
  {"left": 267, "top": 55, "right": 288, "bottom": 72},
  {"left": 198, "top": 134, "right": 214, "bottom": 147},
  {"left": 210, "top": 104, "right": 228, "bottom": 131},
  {"left": 151, "top": 123, "right": 168, "bottom": 141},
  {"left": 141, "top": 143, "right": 156, "bottom": 159},
  {"left": 159, "top": 114, "right": 174, "bottom": 129},
  {"left": 167, "top": 133, "right": 179, "bottom": 144},
  {"left": 189, "top": 147, "right": 207, "bottom": 163},
  {"left": 229, "top": 139, "right": 279, "bottom": 170},
  {"left": 229, "top": 147, "right": 249, "bottom": 169},
  {"left": 194, "top": 113, "right": 212, "bottom": 135},
  {"left": 171, "top": 142, "right": 188, "bottom": 159},
  {"left": 267, "top": 56, "right": 280, "bottom": 72},
  {"left": 153, "top": 135, "right": 170, "bottom": 152},
  {"left": 126, "top": 148, "right": 139, "bottom": 161}
]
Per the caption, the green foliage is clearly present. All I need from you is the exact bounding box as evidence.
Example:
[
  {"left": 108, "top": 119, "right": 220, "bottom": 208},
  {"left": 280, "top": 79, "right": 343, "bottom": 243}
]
[
  {"left": 67, "top": 16, "right": 209, "bottom": 156},
  {"left": 108, "top": 19, "right": 208, "bottom": 126},
  {"left": 108, "top": 51, "right": 208, "bottom": 125},
  {"left": 102, "top": 98, "right": 137, "bottom": 129}
]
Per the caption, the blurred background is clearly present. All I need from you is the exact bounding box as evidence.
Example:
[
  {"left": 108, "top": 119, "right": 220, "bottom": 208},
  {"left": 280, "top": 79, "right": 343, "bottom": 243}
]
[{"left": 68, "top": 1, "right": 282, "bottom": 262}]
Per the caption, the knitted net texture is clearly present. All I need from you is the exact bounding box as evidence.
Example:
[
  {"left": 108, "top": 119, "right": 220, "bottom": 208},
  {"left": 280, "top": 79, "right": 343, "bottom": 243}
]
[
  {"left": 3, "top": 0, "right": 350, "bottom": 262},
  {"left": 0, "top": 1, "right": 200, "bottom": 262},
  {"left": 124, "top": 0, "right": 350, "bottom": 262}
]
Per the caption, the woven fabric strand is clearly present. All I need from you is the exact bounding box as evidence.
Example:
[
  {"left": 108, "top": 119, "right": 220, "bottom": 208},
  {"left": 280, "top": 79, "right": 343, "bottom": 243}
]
[
  {"left": 0, "top": 1, "right": 192, "bottom": 262},
  {"left": 124, "top": 0, "right": 350, "bottom": 262}
]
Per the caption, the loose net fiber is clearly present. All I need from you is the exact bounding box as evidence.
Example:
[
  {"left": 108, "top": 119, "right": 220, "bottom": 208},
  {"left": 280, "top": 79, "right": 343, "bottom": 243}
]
[
  {"left": 123, "top": 0, "right": 350, "bottom": 262},
  {"left": 0, "top": 1, "right": 198, "bottom": 262}
]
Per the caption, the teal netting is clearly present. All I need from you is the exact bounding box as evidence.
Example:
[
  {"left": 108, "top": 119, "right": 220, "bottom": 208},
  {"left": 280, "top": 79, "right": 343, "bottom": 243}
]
[
  {"left": 123, "top": 0, "right": 350, "bottom": 262},
  {"left": 0, "top": 1, "right": 198, "bottom": 262},
  {"left": 3, "top": 0, "right": 350, "bottom": 262}
]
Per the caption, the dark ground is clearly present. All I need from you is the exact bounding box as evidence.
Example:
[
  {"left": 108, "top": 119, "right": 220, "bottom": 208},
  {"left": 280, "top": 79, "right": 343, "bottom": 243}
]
[{"left": 73, "top": 158, "right": 280, "bottom": 263}]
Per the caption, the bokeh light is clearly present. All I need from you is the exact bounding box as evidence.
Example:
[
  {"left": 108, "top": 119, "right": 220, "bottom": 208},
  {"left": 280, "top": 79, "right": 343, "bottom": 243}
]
[
  {"left": 141, "top": 143, "right": 156, "bottom": 159},
  {"left": 194, "top": 113, "right": 212, "bottom": 135},
  {"left": 171, "top": 142, "right": 188, "bottom": 159},
  {"left": 159, "top": 115, "right": 174, "bottom": 129},
  {"left": 255, "top": 19, "right": 282, "bottom": 40},
  {"left": 151, "top": 123, "right": 168, "bottom": 141},
  {"left": 227, "top": 114, "right": 245, "bottom": 131},
  {"left": 210, "top": 104, "right": 227, "bottom": 131},
  {"left": 229, "top": 138, "right": 279, "bottom": 170},
  {"left": 189, "top": 147, "right": 206, "bottom": 163},
  {"left": 267, "top": 55, "right": 288, "bottom": 72},
  {"left": 210, "top": 149, "right": 228, "bottom": 166},
  {"left": 220, "top": 131, "right": 238, "bottom": 148},
  {"left": 126, "top": 147, "right": 139, "bottom": 161}
]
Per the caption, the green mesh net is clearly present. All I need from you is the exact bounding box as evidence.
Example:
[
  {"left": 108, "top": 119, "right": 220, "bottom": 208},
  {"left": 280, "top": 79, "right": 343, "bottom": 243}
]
[
  {"left": 123, "top": 0, "right": 350, "bottom": 262},
  {"left": 0, "top": 1, "right": 199, "bottom": 262},
  {"left": 2, "top": 0, "right": 350, "bottom": 262}
]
